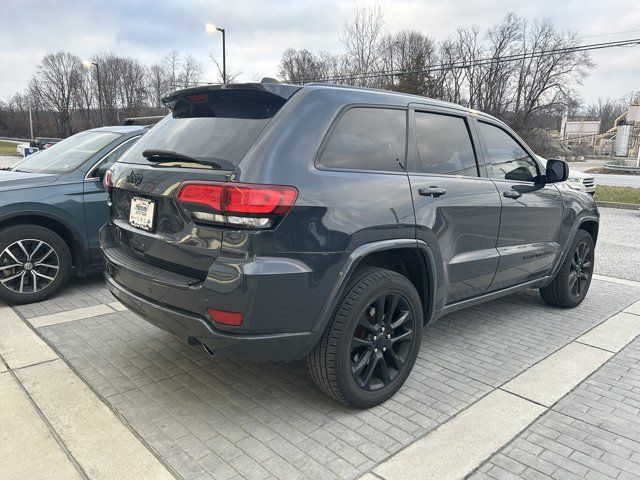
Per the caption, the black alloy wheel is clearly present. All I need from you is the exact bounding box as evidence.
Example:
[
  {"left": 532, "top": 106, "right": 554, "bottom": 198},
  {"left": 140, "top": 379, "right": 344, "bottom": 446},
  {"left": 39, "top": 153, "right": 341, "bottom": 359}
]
[
  {"left": 350, "top": 292, "right": 415, "bottom": 391},
  {"left": 307, "top": 267, "right": 423, "bottom": 408}
]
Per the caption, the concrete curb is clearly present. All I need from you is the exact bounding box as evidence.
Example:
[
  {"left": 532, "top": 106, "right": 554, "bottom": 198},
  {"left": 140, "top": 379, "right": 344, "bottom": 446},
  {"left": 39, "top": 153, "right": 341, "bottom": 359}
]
[{"left": 596, "top": 200, "right": 640, "bottom": 210}]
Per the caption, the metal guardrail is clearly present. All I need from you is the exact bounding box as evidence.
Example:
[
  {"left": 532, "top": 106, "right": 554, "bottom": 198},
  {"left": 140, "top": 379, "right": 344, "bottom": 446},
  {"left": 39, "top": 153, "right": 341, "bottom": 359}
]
[
  {"left": 0, "top": 137, "right": 31, "bottom": 143},
  {"left": 603, "top": 163, "right": 640, "bottom": 173}
]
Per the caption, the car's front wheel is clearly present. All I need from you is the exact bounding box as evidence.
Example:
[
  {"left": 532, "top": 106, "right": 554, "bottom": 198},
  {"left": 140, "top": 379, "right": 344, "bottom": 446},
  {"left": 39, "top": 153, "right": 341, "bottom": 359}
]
[
  {"left": 540, "top": 229, "right": 594, "bottom": 308},
  {"left": 0, "top": 225, "right": 72, "bottom": 305},
  {"left": 307, "top": 267, "right": 423, "bottom": 408}
]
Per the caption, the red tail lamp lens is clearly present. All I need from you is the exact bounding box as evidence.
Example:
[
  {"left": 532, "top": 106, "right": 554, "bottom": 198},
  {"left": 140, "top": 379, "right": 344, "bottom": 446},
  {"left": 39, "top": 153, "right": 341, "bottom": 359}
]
[
  {"left": 225, "top": 185, "right": 298, "bottom": 215},
  {"left": 177, "top": 183, "right": 224, "bottom": 211},
  {"left": 207, "top": 308, "right": 243, "bottom": 326},
  {"left": 177, "top": 182, "right": 298, "bottom": 216}
]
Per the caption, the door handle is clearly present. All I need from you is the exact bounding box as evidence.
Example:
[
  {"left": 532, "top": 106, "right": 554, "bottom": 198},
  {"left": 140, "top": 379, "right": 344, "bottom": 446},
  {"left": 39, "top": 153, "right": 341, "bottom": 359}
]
[
  {"left": 503, "top": 190, "right": 522, "bottom": 199},
  {"left": 418, "top": 186, "right": 447, "bottom": 198}
]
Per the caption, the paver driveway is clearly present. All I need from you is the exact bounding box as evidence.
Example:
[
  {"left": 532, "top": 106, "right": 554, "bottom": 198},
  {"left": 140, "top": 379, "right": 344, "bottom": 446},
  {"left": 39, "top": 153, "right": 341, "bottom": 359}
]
[{"left": 7, "top": 273, "right": 640, "bottom": 480}]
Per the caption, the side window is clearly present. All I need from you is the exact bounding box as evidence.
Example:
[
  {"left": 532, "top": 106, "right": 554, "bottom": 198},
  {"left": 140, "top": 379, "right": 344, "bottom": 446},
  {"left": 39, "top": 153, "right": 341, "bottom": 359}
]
[
  {"left": 318, "top": 107, "right": 406, "bottom": 172},
  {"left": 479, "top": 122, "right": 539, "bottom": 182},
  {"left": 414, "top": 111, "right": 478, "bottom": 176},
  {"left": 88, "top": 136, "right": 140, "bottom": 178}
]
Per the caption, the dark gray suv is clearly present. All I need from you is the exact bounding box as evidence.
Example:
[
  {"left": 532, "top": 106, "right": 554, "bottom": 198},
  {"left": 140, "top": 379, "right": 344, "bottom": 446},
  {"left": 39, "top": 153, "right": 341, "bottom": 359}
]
[{"left": 100, "top": 82, "right": 598, "bottom": 408}]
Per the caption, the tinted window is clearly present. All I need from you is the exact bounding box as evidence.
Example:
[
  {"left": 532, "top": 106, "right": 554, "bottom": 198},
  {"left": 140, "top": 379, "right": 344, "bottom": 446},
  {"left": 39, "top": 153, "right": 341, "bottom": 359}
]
[
  {"left": 319, "top": 108, "right": 406, "bottom": 172},
  {"left": 121, "top": 90, "right": 287, "bottom": 169},
  {"left": 414, "top": 112, "right": 477, "bottom": 176},
  {"left": 479, "top": 122, "right": 539, "bottom": 182}
]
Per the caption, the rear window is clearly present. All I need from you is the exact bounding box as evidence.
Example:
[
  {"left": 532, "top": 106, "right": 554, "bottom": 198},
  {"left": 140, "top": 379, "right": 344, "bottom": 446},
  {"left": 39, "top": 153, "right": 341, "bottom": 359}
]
[
  {"left": 318, "top": 107, "right": 406, "bottom": 172},
  {"left": 119, "top": 90, "right": 287, "bottom": 169}
]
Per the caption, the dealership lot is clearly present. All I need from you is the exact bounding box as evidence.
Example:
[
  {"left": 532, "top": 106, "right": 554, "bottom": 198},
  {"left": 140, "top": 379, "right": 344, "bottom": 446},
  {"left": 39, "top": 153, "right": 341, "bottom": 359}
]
[{"left": 2, "top": 208, "right": 640, "bottom": 480}]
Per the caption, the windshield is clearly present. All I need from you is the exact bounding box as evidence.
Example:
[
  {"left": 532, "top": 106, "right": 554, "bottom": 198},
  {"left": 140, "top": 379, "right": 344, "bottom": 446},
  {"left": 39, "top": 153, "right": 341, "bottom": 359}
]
[
  {"left": 14, "top": 131, "right": 121, "bottom": 174},
  {"left": 120, "top": 89, "right": 287, "bottom": 169}
]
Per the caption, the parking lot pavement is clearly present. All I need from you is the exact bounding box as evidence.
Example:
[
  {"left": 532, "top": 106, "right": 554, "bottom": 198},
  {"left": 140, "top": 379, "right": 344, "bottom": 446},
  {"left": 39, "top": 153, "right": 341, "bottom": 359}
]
[
  {"left": 595, "top": 207, "right": 640, "bottom": 282},
  {"left": 1, "top": 271, "right": 638, "bottom": 480},
  {"left": 0, "top": 155, "right": 20, "bottom": 169},
  {"left": 471, "top": 320, "right": 640, "bottom": 480}
]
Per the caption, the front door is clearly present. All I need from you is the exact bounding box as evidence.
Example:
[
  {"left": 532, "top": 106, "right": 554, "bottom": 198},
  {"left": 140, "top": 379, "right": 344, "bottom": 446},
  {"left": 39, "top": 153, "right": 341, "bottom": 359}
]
[
  {"left": 477, "top": 121, "right": 564, "bottom": 291},
  {"left": 408, "top": 108, "right": 502, "bottom": 307}
]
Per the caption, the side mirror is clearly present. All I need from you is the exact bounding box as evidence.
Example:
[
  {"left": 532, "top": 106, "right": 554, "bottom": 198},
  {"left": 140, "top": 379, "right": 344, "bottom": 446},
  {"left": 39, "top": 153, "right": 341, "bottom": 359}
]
[
  {"left": 545, "top": 159, "right": 569, "bottom": 183},
  {"left": 97, "top": 163, "right": 111, "bottom": 181}
]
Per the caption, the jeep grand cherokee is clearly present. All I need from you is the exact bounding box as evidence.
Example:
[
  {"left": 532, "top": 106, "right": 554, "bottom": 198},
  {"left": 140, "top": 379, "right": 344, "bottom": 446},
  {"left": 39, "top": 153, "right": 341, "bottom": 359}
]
[{"left": 100, "top": 82, "right": 598, "bottom": 408}]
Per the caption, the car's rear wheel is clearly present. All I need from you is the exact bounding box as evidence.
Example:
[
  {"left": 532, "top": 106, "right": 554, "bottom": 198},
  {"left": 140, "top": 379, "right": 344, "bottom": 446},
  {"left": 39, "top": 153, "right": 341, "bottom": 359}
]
[
  {"left": 307, "top": 267, "right": 423, "bottom": 408},
  {"left": 540, "top": 229, "right": 594, "bottom": 308},
  {"left": 0, "top": 225, "right": 72, "bottom": 305}
]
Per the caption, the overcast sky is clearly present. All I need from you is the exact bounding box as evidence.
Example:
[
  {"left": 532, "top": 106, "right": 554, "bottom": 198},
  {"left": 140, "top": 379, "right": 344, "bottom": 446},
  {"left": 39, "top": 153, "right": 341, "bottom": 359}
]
[{"left": 1, "top": 0, "right": 638, "bottom": 104}]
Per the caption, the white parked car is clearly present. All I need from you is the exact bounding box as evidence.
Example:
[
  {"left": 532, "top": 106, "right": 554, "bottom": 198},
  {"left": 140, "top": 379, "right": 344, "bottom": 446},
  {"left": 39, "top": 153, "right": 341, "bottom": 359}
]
[
  {"left": 15, "top": 143, "right": 29, "bottom": 156},
  {"left": 538, "top": 156, "right": 596, "bottom": 196}
]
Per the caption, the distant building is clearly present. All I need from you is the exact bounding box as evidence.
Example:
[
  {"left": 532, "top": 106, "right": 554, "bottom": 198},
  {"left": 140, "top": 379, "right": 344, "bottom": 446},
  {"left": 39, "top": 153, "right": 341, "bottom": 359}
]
[{"left": 560, "top": 115, "right": 601, "bottom": 142}]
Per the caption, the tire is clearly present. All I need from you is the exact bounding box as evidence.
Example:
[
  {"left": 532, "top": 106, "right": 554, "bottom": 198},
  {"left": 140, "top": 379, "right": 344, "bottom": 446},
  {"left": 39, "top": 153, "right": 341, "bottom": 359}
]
[
  {"left": 0, "top": 225, "right": 72, "bottom": 305},
  {"left": 540, "top": 229, "right": 594, "bottom": 308},
  {"left": 307, "top": 267, "right": 423, "bottom": 408}
]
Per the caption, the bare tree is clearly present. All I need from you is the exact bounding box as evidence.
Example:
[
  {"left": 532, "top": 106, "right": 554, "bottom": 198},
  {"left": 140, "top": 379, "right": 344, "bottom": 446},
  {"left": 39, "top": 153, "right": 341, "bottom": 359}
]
[
  {"left": 210, "top": 56, "right": 242, "bottom": 84},
  {"left": 162, "top": 50, "right": 181, "bottom": 89},
  {"left": 28, "top": 51, "right": 83, "bottom": 136},
  {"left": 147, "top": 63, "right": 170, "bottom": 107},
  {"left": 180, "top": 53, "right": 205, "bottom": 87},
  {"left": 118, "top": 57, "right": 147, "bottom": 116},
  {"left": 585, "top": 97, "right": 628, "bottom": 132},
  {"left": 510, "top": 18, "right": 593, "bottom": 129},
  {"left": 340, "top": 6, "right": 384, "bottom": 86},
  {"left": 379, "top": 30, "right": 438, "bottom": 95},
  {"left": 279, "top": 48, "right": 325, "bottom": 83}
]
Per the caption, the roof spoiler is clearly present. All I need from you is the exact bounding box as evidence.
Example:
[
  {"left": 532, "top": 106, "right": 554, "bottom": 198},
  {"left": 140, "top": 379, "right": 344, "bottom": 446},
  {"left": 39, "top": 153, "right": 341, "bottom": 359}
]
[{"left": 161, "top": 83, "right": 300, "bottom": 107}]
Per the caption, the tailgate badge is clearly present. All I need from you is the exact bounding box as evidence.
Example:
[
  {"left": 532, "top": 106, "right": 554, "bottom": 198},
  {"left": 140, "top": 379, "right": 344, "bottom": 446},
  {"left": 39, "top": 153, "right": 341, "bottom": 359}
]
[{"left": 125, "top": 171, "right": 143, "bottom": 187}]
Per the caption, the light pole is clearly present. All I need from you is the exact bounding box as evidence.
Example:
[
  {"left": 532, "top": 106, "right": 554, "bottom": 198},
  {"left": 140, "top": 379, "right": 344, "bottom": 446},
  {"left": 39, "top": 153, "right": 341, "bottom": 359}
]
[
  {"left": 205, "top": 22, "right": 226, "bottom": 83},
  {"left": 83, "top": 61, "right": 103, "bottom": 126}
]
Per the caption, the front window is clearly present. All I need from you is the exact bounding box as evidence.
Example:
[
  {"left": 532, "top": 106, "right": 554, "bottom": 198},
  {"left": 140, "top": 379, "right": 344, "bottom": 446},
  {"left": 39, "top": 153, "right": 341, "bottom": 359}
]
[
  {"left": 14, "top": 131, "right": 121, "bottom": 174},
  {"left": 479, "top": 122, "right": 539, "bottom": 182}
]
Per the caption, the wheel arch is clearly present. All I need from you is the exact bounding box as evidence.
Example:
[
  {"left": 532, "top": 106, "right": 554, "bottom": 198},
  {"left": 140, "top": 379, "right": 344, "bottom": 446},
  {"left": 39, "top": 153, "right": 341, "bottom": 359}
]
[
  {"left": 314, "top": 240, "right": 439, "bottom": 333},
  {"left": 545, "top": 214, "right": 599, "bottom": 286},
  {"left": 578, "top": 218, "right": 599, "bottom": 245},
  {"left": 0, "top": 212, "right": 86, "bottom": 273}
]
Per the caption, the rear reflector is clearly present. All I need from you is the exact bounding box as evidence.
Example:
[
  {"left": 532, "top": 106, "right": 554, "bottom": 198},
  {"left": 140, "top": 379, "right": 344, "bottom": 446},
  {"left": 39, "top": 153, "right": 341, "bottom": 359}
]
[
  {"left": 207, "top": 308, "right": 243, "bottom": 326},
  {"left": 176, "top": 182, "right": 298, "bottom": 227}
]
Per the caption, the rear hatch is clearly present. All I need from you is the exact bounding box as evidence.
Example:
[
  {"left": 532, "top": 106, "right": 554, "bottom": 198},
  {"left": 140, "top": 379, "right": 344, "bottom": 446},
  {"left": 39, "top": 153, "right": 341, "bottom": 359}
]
[{"left": 106, "top": 83, "right": 300, "bottom": 283}]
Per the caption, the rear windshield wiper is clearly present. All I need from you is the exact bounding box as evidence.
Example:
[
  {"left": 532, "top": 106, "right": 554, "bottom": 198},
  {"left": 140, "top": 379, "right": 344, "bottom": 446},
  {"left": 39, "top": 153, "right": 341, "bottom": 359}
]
[{"left": 142, "top": 149, "right": 227, "bottom": 170}]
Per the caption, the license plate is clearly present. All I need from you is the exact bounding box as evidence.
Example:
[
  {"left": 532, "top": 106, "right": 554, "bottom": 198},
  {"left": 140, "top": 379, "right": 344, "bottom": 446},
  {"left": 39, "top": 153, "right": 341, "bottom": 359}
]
[{"left": 129, "top": 197, "right": 155, "bottom": 231}]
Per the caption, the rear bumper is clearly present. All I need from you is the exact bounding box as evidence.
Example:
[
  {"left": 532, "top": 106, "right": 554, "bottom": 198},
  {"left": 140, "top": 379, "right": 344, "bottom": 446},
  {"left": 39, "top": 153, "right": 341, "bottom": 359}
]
[
  {"left": 105, "top": 273, "right": 319, "bottom": 361},
  {"left": 100, "top": 223, "right": 343, "bottom": 361}
]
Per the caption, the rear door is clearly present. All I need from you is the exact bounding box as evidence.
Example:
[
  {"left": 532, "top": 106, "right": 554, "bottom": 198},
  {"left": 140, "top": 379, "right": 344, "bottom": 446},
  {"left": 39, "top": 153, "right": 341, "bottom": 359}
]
[
  {"left": 477, "top": 121, "right": 564, "bottom": 291},
  {"left": 407, "top": 106, "right": 502, "bottom": 306}
]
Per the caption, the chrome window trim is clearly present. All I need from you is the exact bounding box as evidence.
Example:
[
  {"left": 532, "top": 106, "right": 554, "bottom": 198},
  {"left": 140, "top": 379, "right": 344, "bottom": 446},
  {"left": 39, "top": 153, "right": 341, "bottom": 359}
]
[{"left": 84, "top": 135, "right": 141, "bottom": 180}]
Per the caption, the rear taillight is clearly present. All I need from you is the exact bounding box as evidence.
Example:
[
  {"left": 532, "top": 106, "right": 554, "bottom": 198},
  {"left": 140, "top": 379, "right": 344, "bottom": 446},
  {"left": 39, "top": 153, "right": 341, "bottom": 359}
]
[
  {"left": 103, "top": 169, "right": 113, "bottom": 191},
  {"left": 176, "top": 182, "right": 298, "bottom": 228}
]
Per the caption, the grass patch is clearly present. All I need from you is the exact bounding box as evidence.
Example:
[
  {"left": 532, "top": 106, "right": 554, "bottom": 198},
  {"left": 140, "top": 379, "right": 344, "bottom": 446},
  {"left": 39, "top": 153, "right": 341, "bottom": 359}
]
[
  {"left": 0, "top": 140, "right": 18, "bottom": 156},
  {"left": 596, "top": 185, "right": 640, "bottom": 204}
]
